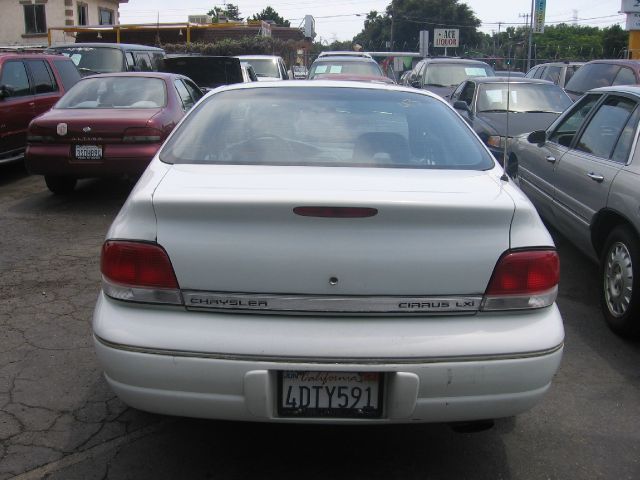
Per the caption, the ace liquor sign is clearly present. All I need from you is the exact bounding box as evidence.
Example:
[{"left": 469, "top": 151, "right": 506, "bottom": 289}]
[{"left": 434, "top": 29, "right": 459, "bottom": 48}]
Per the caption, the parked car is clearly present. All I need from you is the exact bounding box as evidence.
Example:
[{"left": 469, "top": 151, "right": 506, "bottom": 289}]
[
  {"left": 525, "top": 61, "right": 584, "bottom": 88},
  {"left": 235, "top": 55, "right": 289, "bottom": 81},
  {"left": 307, "top": 56, "right": 387, "bottom": 81},
  {"left": 450, "top": 77, "right": 572, "bottom": 163},
  {"left": 240, "top": 62, "right": 258, "bottom": 82},
  {"left": 563, "top": 59, "right": 640, "bottom": 101},
  {"left": 46, "top": 43, "right": 165, "bottom": 77},
  {"left": 508, "top": 86, "right": 640, "bottom": 336},
  {"left": 403, "top": 57, "right": 495, "bottom": 98},
  {"left": 0, "top": 52, "right": 80, "bottom": 165},
  {"left": 25, "top": 72, "right": 202, "bottom": 193},
  {"left": 162, "top": 55, "right": 244, "bottom": 91},
  {"left": 317, "top": 51, "right": 373, "bottom": 59},
  {"left": 93, "top": 81, "right": 563, "bottom": 426}
]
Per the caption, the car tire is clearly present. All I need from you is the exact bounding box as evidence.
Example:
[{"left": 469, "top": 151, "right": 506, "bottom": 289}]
[
  {"left": 600, "top": 225, "right": 640, "bottom": 337},
  {"left": 45, "top": 176, "right": 77, "bottom": 194}
]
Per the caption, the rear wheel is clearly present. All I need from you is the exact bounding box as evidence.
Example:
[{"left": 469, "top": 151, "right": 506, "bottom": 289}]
[
  {"left": 600, "top": 225, "right": 640, "bottom": 337},
  {"left": 45, "top": 176, "right": 76, "bottom": 194}
]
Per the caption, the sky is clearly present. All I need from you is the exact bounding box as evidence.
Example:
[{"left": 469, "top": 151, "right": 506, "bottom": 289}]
[{"left": 119, "top": 0, "right": 625, "bottom": 43}]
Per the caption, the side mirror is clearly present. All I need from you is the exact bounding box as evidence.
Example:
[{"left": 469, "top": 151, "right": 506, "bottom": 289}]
[
  {"left": 410, "top": 79, "right": 420, "bottom": 88},
  {"left": 453, "top": 101, "right": 470, "bottom": 112},
  {"left": 527, "top": 130, "right": 546, "bottom": 145},
  {"left": 0, "top": 85, "right": 9, "bottom": 100}
]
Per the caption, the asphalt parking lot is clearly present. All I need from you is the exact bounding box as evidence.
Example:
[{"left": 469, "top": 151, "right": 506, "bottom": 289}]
[{"left": 0, "top": 163, "right": 639, "bottom": 480}]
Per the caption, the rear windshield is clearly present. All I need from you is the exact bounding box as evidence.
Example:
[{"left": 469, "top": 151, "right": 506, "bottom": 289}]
[
  {"left": 425, "top": 63, "right": 494, "bottom": 87},
  {"left": 243, "top": 59, "right": 279, "bottom": 78},
  {"left": 564, "top": 63, "right": 621, "bottom": 94},
  {"left": 51, "top": 47, "right": 124, "bottom": 75},
  {"left": 309, "top": 61, "right": 383, "bottom": 79},
  {"left": 56, "top": 76, "right": 166, "bottom": 109},
  {"left": 163, "top": 57, "right": 242, "bottom": 88},
  {"left": 160, "top": 87, "right": 494, "bottom": 170},
  {"left": 477, "top": 83, "right": 572, "bottom": 113}
]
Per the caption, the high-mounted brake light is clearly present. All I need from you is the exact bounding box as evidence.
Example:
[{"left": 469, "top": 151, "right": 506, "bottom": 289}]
[
  {"left": 481, "top": 249, "right": 559, "bottom": 311},
  {"left": 293, "top": 206, "right": 378, "bottom": 218},
  {"left": 101, "top": 241, "right": 182, "bottom": 304}
]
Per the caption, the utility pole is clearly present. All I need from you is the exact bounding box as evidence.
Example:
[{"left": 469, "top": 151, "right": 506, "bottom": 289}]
[
  {"left": 527, "top": 0, "right": 534, "bottom": 71},
  {"left": 389, "top": 0, "right": 394, "bottom": 51},
  {"left": 519, "top": 13, "right": 529, "bottom": 72}
]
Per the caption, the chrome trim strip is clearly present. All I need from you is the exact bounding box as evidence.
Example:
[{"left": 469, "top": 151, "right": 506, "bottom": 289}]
[
  {"left": 182, "top": 291, "right": 483, "bottom": 315},
  {"left": 95, "top": 335, "right": 564, "bottom": 365}
]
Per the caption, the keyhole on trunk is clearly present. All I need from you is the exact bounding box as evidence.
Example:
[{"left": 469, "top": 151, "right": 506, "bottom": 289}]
[{"left": 329, "top": 277, "right": 339, "bottom": 285}]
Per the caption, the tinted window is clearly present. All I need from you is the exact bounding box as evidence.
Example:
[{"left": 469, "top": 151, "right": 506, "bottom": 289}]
[
  {"left": 477, "top": 82, "right": 572, "bottom": 113},
  {"left": 460, "top": 82, "right": 475, "bottom": 105},
  {"left": 613, "top": 67, "right": 636, "bottom": 86},
  {"left": 163, "top": 57, "right": 243, "bottom": 88},
  {"left": 174, "top": 80, "right": 194, "bottom": 110},
  {"left": 160, "top": 88, "right": 495, "bottom": 170},
  {"left": 26, "top": 60, "right": 57, "bottom": 94},
  {"left": 0, "top": 61, "right": 31, "bottom": 98},
  {"left": 575, "top": 96, "right": 636, "bottom": 159},
  {"left": 612, "top": 106, "right": 640, "bottom": 163},
  {"left": 53, "top": 60, "right": 81, "bottom": 90},
  {"left": 564, "top": 65, "right": 580, "bottom": 84},
  {"left": 424, "top": 63, "right": 494, "bottom": 87},
  {"left": 182, "top": 79, "right": 203, "bottom": 102},
  {"left": 244, "top": 59, "right": 279, "bottom": 78},
  {"left": 565, "top": 63, "right": 621, "bottom": 94},
  {"left": 524, "top": 66, "right": 538, "bottom": 78},
  {"left": 56, "top": 77, "right": 166, "bottom": 109},
  {"left": 125, "top": 52, "right": 135, "bottom": 69},
  {"left": 549, "top": 94, "right": 600, "bottom": 147},
  {"left": 134, "top": 53, "right": 152, "bottom": 72}
]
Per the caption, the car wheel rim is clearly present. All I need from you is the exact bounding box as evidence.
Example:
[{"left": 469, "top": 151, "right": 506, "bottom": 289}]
[{"left": 604, "top": 241, "right": 633, "bottom": 318}]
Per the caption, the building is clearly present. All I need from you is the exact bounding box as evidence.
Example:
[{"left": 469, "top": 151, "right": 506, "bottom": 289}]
[{"left": 0, "top": 0, "right": 127, "bottom": 46}]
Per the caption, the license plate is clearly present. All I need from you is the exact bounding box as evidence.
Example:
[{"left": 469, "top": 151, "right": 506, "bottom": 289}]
[
  {"left": 278, "top": 371, "right": 383, "bottom": 418},
  {"left": 74, "top": 145, "right": 102, "bottom": 160}
]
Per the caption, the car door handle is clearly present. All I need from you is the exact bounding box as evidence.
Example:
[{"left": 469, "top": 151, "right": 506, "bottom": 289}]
[
  {"left": 546, "top": 156, "right": 556, "bottom": 163},
  {"left": 587, "top": 172, "right": 604, "bottom": 183}
]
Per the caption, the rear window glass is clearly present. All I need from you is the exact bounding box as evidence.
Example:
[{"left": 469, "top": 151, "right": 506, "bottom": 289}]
[
  {"left": 424, "top": 63, "right": 494, "bottom": 87},
  {"left": 160, "top": 87, "right": 494, "bottom": 170},
  {"left": 309, "top": 60, "right": 383, "bottom": 78},
  {"left": 163, "top": 57, "right": 243, "bottom": 88},
  {"left": 52, "top": 47, "right": 124, "bottom": 75},
  {"left": 56, "top": 76, "right": 166, "bottom": 109},
  {"left": 565, "top": 63, "right": 621, "bottom": 94}
]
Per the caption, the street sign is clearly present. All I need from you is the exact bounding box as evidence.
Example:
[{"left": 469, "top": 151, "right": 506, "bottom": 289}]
[
  {"left": 533, "top": 0, "right": 546, "bottom": 34},
  {"left": 627, "top": 12, "right": 640, "bottom": 30},
  {"left": 622, "top": 0, "right": 640, "bottom": 13},
  {"left": 434, "top": 29, "right": 459, "bottom": 48}
]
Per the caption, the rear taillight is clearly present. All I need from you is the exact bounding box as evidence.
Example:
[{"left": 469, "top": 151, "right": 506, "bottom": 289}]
[
  {"left": 481, "top": 249, "right": 559, "bottom": 311},
  {"left": 101, "top": 240, "right": 182, "bottom": 305},
  {"left": 122, "top": 127, "right": 163, "bottom": 144},
  {"left": 293, "top": 206, "right": 378, "bottom": 218}
]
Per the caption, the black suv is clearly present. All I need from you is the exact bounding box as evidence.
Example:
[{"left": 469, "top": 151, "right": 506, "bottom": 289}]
[{"left": 403, "top": 57, "right": 495, "bottom": 98}]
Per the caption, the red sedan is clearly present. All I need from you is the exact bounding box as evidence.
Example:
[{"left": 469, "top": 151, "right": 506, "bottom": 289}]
[{"left": 25, "top": 72, "right": 203, "bottom": 194}]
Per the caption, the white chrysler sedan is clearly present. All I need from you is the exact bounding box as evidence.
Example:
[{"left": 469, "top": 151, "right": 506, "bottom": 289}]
[{"left": 93, "top": 81, "right": 564, "bottom": 425}]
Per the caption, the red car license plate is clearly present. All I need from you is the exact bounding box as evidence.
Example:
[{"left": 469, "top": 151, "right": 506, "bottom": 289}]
[
  {"left": 278, "top": 371, "right": 383, "bottom": 418},
  {"left": 74, "top": 145, "right": 102, "bottom": 160}
]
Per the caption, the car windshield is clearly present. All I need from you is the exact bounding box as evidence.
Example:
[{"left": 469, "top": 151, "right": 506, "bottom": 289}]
[
  {"left": 564, "top": 63, "right": 621, "bottom": 94},
  {"left": 160, "top": 87, "right": 494, "bottom": 170},
  {"left": 309, "top": 61, "right": 383, "bottom": 79},
  {"left": 425, "top": 64, "right": 494, "bottom": 87},
  {"left": 244, "top": 59, "right": 279, "bottom": 78},
  {"left": 163, "top": 57, "right": 242, "bottom": 87},
  {"left": 477, "top": 83, "right": 572, "bottom": 113},
  {"left": 56, "top": 76, "right": 166, "bottom": 109},
  {"left": 52, "top": 47, "right": 124, "bottom": 75}
]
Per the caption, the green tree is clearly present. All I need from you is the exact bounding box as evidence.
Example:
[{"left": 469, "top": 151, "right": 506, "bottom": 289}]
[
  {"left": 208, "top": 4, "right": 242, "bottom": 22},
  {"left": 251, "top": 6, "right": 290, "bottom": 27},
  {"left": 353, "top": 0, "right": 482, "bottom": 53},
  {"left": 602, "top": 24, "right": 628, "bottom": 58}
]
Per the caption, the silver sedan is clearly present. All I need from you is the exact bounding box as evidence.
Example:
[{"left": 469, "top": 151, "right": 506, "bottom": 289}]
[{"left": 93, "top": 81, "right": 563, "bottom": 425}]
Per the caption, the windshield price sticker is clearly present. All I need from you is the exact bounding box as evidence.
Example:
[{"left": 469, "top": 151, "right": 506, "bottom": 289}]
[
  {"left": 434, "top": 28, "right": 459, "bottom": 48},
  {"left": 278, "top": 371, "right": 383, "bottom": 418}
]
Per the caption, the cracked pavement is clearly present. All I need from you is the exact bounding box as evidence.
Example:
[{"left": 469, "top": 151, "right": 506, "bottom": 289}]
[{"left": 1, "top": 164, "right": 639, "bottom": 479}]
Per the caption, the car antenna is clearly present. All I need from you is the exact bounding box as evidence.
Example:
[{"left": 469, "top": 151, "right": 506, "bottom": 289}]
[{"left": 501, "top": 43, "right": 515, "bottom": 182}]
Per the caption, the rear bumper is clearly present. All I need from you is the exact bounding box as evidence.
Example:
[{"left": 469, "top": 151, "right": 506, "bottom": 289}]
[
  {"left": 25, "top": 143, "right": 159, "bottom": 177},
  {"left": 93, "top": 293, "right": 564, "bottom": 424}
]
